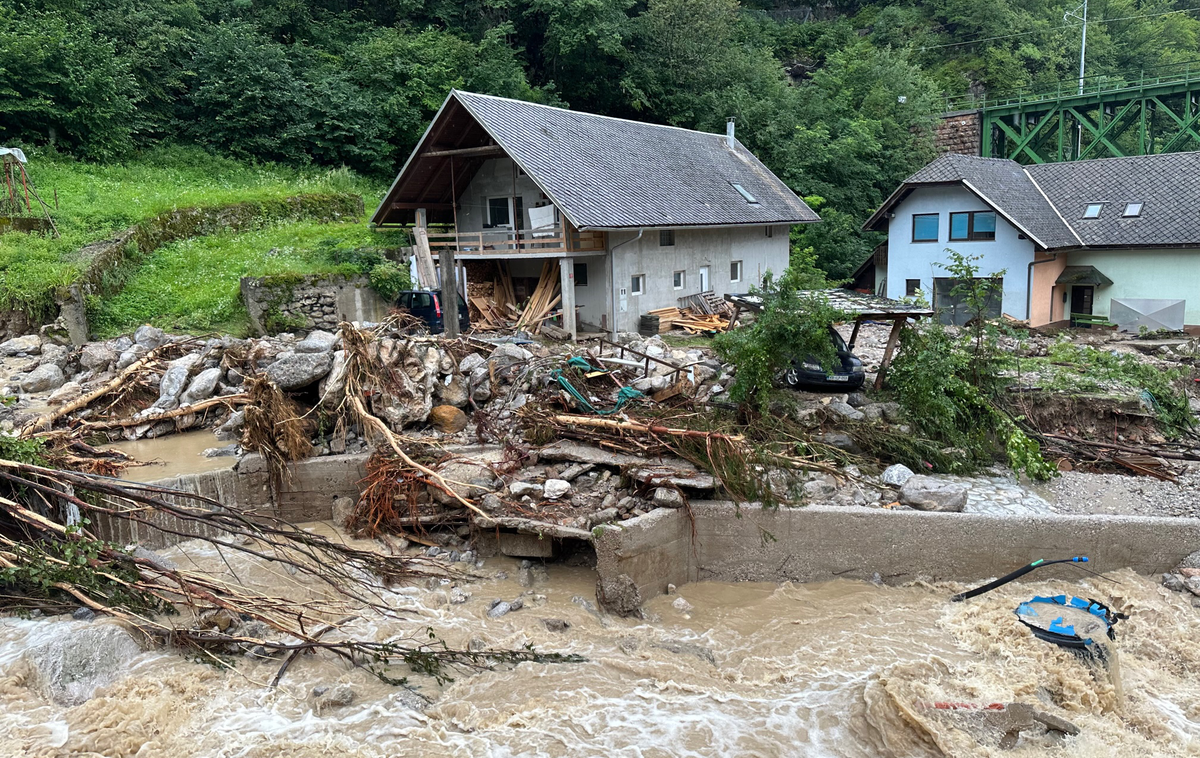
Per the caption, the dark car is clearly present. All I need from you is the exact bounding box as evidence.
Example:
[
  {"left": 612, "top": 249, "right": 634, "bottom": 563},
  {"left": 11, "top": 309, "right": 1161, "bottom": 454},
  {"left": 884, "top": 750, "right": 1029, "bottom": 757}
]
[
  {"left": 396, "top": 290, "right": 470, "bottom": 334},
  {"left": 782, "top": 327, "right": 865, "bottom": 391}
]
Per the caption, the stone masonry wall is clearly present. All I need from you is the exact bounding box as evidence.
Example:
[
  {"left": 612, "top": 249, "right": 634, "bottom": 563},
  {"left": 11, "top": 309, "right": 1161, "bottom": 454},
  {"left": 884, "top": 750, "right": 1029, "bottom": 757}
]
[
  {"left": 934, "top": 110, "right": 982, "bottom": 156},
  {"left": 240, "top": 274, "right": 395, "bottom": 335}
]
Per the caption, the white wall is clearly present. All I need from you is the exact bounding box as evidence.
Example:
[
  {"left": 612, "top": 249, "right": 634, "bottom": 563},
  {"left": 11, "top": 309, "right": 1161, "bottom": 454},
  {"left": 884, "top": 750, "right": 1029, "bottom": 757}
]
[
  {"left": 456, "top": 157, "right": 551, "bottom": 232},
  {"left": 611, "top": 226, "right": 789, "bottom": 333},
  {"left": 885, "top": 185, "right": 1036, "bottom": 319}
]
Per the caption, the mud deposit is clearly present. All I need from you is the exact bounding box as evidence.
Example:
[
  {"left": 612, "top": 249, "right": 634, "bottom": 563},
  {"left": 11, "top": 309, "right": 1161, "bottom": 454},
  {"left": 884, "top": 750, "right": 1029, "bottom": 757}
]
[{"left": 1, "top": 533, "right": 1198, "bottom": 757}]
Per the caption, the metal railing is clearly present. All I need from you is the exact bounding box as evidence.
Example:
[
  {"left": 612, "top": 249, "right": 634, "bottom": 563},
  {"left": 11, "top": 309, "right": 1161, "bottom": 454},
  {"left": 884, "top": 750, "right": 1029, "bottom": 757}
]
[
  {"left": 425, "top": 226, "right": 606, "bottom": 256},
  {"left": 944, "top": 60, "right": 1200, "bottom": 113}
]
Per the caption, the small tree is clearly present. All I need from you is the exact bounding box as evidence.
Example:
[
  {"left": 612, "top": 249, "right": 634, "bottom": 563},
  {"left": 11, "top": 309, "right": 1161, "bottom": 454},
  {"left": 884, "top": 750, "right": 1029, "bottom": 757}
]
[
  {"left": 714, "top": 259, "right": 848, "bottom": 410},
  {"left": 938, "top": 249, "right": 1006, "bottom": 388}
]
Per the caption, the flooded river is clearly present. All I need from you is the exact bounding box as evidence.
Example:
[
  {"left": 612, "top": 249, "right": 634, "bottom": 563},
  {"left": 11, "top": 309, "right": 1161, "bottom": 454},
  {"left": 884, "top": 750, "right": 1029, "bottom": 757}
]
[{"left": 2, "top": 532, "right": 1199, "bottom": 757}]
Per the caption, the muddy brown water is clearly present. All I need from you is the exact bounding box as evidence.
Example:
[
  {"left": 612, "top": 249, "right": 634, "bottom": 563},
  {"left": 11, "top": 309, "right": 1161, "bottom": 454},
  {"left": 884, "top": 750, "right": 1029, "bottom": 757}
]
[
  {"left": 104, "top": 429, "right": 235, "bottom": 483},
  {"left": 2, "top": 528, "right": 1199, "bottom": 757}
]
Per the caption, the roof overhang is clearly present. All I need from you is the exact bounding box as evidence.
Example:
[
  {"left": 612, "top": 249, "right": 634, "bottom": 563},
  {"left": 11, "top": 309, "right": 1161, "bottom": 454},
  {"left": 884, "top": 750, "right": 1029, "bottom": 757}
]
[{"left": 1056, "top": 265, "right": 1114, "bottom": 287}]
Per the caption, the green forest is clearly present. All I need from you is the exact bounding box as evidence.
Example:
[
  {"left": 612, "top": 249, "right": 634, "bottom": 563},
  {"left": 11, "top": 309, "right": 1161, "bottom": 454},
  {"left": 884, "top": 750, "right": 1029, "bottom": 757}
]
[{"left": 3, "top": 0, "right": 1199, "bottom": 280}]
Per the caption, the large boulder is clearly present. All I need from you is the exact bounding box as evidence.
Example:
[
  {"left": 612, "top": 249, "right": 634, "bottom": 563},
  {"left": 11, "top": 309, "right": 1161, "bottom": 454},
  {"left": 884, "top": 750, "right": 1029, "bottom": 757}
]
[
  {"left": 38, "top": 344, "right": 71, "bottom": 369},
  {"left": 48, "top": 381, "right": 83, "bottom": 406},
  {"left": 179, "top": 367, "right": 223, "bottom": 405},
  {"left": 459, "top": 352, "right": 486, "bottom": 375},
  {"left": 0, "top": 334, "right": 41, "bottom": 356},
  {"left": 318, "top": 350, "right": 347, "bottom": 406},
  {"left": 153, "top": 365, "right": 191, "bottom": 410},
  {"left": 295, "top": 330, "right": 338, "bottom": 353},
  {"left": 431, "top": 459, "right": 497, "bottom": 505},
  {"left": 80, "top": 343, "right": 118, "bottom": 372},
  {"left": 429, "top": 405, "right": 468, "bottom": 433},
  {"left": 436, "top": 375, "right": 469, "bottom": 407},
  {"left": 133, "top": 325, "right": 165, "bottom": 349},
  {"left": 595, "top": 574, "right": 643, "bottom": 618},
  {"left": 24, "top": 623, "right": 142, "bottom": 705},
  {"left": 489, "top": 343, "right": 533, "bottom": 373},
  {"left": 266, "top": 351, "right": 334, "bottom": 390},
  {"left": 881, "top": 464, "right": 915, "bottom": 487},
  {"left": 20, "top": 363, "right": 65, "bottom": 393},
  {"left": 899, "top": 475, "right": 968, "bottom": 512}
]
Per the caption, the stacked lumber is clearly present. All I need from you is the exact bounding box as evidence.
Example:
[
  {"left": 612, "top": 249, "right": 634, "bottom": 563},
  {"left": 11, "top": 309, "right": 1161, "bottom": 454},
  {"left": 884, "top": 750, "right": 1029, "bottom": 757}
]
[
  {"left": 675, "top": 312, "right": 729, "bottom": 334},
  {"left": 513, "top": 260, "right": 561, "bottom": 333},
  {"left": 642, "top": 306, "right": 730, "bottom": 334},
  {"left": 647, "top": 306, "right": 683, "bottom": 332},
  {"left": 679, "top": 291, "right": 735, "bottom": 317}
]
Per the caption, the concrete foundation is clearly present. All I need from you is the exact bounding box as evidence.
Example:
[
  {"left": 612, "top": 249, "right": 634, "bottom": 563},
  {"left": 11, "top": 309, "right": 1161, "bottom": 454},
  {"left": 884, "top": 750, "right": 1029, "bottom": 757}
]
[
  {"left": 90, "top": 453, "right": 368, "bottom": 549},
  {"left": 595, "top": 502, "right": 1200, "bottom": 603}
]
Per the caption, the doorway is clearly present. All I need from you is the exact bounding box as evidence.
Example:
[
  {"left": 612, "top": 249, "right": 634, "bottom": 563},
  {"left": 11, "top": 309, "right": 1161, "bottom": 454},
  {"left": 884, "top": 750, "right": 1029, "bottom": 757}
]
[
  {"left": 1070, "top": 286, "right": 1094, "bottom": 327},
  {"left": 699, "top": 265, "right": 710, "bottom": 293}
]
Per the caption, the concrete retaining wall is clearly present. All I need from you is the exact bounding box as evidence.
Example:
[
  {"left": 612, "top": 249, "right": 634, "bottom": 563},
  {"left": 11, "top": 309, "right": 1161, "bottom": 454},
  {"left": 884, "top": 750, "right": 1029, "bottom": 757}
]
[
  {"left": 594, "top": 502, "right": 1200, "bottom": 602},
  {"left": 91, "top": 453, "right": 368, "bottom": 549}
]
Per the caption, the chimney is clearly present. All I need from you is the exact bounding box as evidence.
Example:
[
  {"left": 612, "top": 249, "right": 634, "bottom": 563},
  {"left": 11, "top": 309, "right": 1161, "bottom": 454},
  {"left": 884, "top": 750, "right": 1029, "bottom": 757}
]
[{"left": 726, "top": 117, "right": 735, "bottom": 148}]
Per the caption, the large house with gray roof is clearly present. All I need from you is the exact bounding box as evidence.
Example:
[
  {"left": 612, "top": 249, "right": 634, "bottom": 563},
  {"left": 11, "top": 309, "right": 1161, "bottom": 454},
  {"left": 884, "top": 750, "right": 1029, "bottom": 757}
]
[
  {"left": 371, "top": 90, "right": 819, "bottom": 336},
  {"left": 864, "top": 151, "right": 1200, "bottom": 330}
]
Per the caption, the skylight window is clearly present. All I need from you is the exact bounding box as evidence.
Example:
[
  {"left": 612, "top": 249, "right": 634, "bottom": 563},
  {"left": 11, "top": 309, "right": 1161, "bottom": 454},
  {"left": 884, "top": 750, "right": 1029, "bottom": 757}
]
[
  {"left": 1123, "top": 202, "right": 1143, "bottom": 217},
  {"left": 731, "top": 183, "right": 759, "bottom": 204},
  {"left": 1083, "top": 203, "right": 1104, "bottom": 219}
]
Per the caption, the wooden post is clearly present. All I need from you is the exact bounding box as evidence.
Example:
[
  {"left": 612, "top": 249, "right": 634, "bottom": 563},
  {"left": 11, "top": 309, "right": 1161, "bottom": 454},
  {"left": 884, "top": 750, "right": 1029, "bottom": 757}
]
[
  {"left": 559, "top": 257, "right": 577, "bottom": 341},
  {"left": 848, "top": 318, "right": 862, "bottom": 349},
  {"left": 439, "top": 246, "right": 460, "bottom": 337},
  {"left": 412, "top": 208, "right": 438, "bottom": 289},
  {"left": 873, "top": 317, "right": 906, "bottom": 390}
]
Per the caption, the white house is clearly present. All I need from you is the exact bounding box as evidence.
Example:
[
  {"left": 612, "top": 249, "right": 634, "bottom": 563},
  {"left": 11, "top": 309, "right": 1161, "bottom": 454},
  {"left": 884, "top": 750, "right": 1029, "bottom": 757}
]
[
  {"left": 864, "top": 151, "right": 1200, "bottom": 330},
  {"left": 370, "top": 91, "right": 819, "bottom": 336}
]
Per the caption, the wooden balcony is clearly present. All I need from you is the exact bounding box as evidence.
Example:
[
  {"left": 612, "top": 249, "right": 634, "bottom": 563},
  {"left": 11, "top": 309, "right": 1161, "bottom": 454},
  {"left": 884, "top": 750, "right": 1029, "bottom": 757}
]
[{"left": 425, "top": 226, "right": 606, "bottom": 259}]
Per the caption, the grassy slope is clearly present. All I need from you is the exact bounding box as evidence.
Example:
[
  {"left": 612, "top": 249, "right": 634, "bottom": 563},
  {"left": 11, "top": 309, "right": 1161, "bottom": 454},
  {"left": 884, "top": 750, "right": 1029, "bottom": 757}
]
[
  {"left": 90, "top": 221, "right": 391, "bottom": 336},
  {"left": 0, "top": 145, "right": 380, "bottom": 316}
]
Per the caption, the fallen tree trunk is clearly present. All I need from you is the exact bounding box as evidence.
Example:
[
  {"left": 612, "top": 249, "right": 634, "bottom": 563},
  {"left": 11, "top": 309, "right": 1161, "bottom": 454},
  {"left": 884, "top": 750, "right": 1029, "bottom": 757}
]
[{"left": 551, "top": 414, "right": 746, "bottom": 442}]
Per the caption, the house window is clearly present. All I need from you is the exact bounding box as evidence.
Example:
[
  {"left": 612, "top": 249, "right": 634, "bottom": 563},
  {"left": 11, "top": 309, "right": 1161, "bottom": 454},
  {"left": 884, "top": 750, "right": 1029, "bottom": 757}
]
[
  {"left": 949, "top": 211, "right": 996, "bottom": 241},
  {"left": 673, "top": 270, "right": 685, "bottom": 290},
  {"left": 574, "top": 262, "right": 588, "bottom": 287},
  {"left": 731, "top": 183, "right": 759, "bottom": 204},
  {"left": 905, "top": 279, "right": 921, "bottom": 297},
  {"left": 1123, "top": 202, "right": 1143, "bottom": 217},
  {"left": 933, "top": 277, "right": 1003, "bottom": 326},
  {"left": 631, "top": 274, "right": 645, "bottom": 296},
  {"left": 912, "top": 214, "right": 939, "bottom": 243},
  {"left": 765, "top": 226, "right": 774, "bottom": 238},
  {"left": 1083, "top": 203, "right": 1104, "bottom": 219},
  {"left": 730, "top": 260, "right": 743, "bottom": 283},
  {"left": 660, "top": 230, "right": 675, "bottom": 246},
  {"left": 487, "top": 197, "right": 511, "bottom": 227}
]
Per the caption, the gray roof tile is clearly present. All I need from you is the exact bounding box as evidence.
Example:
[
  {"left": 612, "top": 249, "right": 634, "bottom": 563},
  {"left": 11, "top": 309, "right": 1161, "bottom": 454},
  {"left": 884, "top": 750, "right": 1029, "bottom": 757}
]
[
  {"left": 452, "top": 91, "right": 819, "bottom": 229},
  {"left": 1027, "top": 152, "right": 1200, "bottom": 248}
]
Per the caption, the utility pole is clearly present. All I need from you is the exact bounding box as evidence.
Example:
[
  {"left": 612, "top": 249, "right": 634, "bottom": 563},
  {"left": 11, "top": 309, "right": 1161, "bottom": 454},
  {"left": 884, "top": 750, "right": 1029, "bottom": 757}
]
[{"left": 1065, "top": 0, "right": 1088, "bottom": 156}]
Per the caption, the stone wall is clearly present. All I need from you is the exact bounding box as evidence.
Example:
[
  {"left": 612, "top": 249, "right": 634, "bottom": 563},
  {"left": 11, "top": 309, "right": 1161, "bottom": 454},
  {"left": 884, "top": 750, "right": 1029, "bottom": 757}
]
[
  {"left": 240, "top": 273, "right": 395, "bottom": 335},
  {"left": 934, "top": 110, "right": 982, "bottom": 156},
  {"left": 595, "top": 501, "right": 1200, "bottom": 603}
]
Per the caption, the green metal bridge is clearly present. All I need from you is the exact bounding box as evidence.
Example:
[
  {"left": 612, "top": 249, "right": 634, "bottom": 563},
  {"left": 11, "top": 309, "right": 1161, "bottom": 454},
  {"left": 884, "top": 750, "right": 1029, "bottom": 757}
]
[{"left": 949, "top": 62, "right": 1200, "bottom": 163}]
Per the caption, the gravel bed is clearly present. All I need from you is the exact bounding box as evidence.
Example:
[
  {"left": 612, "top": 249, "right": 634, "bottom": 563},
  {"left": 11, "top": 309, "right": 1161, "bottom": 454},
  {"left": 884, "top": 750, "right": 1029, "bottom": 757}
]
[{"left": 1038, "top": 466, "right": 1200, "bottom": 518}]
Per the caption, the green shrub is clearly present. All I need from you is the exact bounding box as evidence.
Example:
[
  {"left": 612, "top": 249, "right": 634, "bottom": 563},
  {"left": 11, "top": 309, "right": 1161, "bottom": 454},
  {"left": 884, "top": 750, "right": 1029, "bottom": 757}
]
[
  {"left": 368, "top": 261, "right": 410, "bottom": 302},
  {"left": 714, "top": 262, "right": 848, "bottom": 410}
]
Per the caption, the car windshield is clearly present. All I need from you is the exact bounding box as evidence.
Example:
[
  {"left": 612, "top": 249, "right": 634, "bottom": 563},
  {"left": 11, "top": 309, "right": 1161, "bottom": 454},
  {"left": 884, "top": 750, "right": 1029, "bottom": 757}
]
[{"left": 830, "top": 328, "right": 848, "bottom": 352}]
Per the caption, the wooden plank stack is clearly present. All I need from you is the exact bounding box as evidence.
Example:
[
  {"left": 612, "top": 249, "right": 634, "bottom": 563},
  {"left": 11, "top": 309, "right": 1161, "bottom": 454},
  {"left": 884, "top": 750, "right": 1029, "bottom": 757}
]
[
  {"left": 645, "top": 305, "right": 729, "bottom": 334},
  {"left": 513, "top": 260, "right": 562, "bottom": 333}
]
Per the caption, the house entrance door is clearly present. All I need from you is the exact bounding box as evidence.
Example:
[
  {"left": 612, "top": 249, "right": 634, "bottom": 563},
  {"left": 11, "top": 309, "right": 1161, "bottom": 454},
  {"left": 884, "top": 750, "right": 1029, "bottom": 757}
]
[
  {"left": 699, "top": 266, "right": 710, "bottom": 292},
  {"left": 1070, "top": 286, "right": 1094, "bottom": 327}
]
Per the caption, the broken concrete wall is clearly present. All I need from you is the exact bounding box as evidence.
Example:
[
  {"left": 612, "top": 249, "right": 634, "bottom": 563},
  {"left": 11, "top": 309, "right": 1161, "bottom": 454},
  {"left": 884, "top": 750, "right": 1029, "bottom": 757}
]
[
  {"left": 240, "top": 274, "right": 395, "bottom": 335},
  {"left": 89, "top": 453, "right": 368, "bottom": 549},
  {"left": 596, "top": 502, "right": 1200, "bottom": 602}
]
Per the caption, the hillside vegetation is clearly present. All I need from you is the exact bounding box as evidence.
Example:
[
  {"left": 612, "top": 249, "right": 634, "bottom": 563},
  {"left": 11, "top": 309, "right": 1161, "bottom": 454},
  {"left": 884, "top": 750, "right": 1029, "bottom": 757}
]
[
  {"left": 2, "top": 0, "right": 1198, "bottom": 300},
  {"left": 0, "top": 146, "right": 384, "bottom": 330}
]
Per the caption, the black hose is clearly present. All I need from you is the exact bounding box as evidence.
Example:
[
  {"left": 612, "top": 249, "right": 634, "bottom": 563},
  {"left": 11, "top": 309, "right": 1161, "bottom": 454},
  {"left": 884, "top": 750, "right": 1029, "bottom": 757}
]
[{"left": 950, "top": 557, "right": 1090, "bottom": 602}]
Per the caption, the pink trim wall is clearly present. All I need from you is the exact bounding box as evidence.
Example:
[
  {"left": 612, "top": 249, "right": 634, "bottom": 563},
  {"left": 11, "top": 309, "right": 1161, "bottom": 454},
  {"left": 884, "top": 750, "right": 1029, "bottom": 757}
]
[{"left": 1029, "top": 252, "right": 1067, "bottom": 326}]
